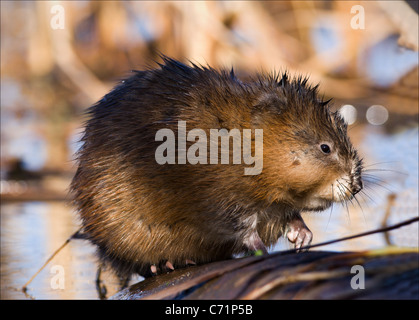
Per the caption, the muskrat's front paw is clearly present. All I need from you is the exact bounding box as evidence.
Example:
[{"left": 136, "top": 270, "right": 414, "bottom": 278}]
[
  {"left": 287, "top": 220, "right": 313, "bottom": 251},
  {"left": 289, "top": 227, "right": 313, "bottom": 251}
]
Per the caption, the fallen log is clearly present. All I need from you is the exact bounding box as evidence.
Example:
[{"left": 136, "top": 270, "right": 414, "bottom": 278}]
[{"left": 111, "top": 247, "right": 418, "bottom": 300}]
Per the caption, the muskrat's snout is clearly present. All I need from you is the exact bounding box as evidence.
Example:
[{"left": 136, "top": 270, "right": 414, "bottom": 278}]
[
  {"left": 351, "top": 177, "right": 363, "bottom": 196},
  {"left": 332, "top": 154, "right": 363, "bottom": 203},
  {"left": 350, "top": 158, "right": 363, "bottom": 197}
]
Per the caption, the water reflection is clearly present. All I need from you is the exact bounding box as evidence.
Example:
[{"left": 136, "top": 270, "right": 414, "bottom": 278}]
[{"left": 1, "top": 202, "right": 95, "bottom": 299}]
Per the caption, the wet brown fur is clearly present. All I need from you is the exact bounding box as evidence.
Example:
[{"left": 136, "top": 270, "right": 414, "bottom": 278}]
[{"left": 71, "top": 57, "right": 363, "bottom": 279}]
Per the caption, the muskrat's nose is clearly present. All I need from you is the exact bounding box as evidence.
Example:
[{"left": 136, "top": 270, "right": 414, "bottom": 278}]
[{"left": 352, "top": 180, "right": 363, "bottom": 196}]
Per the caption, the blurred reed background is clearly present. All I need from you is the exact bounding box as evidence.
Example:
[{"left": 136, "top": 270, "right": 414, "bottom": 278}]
[{"left": 0, "top": 1, "right": 418, "bottom": 299}]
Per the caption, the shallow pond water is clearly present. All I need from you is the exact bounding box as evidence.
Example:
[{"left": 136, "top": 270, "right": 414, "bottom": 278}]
[{"left": 1, "top": 124, "right": 418, "bottom": 299}]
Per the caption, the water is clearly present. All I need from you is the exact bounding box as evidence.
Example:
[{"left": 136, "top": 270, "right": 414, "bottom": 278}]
[
  {"left": 1, "top": 125, "right": 418, "bottom": 299},
  {"left": 1, "top": 202, "right": 98, "bottom": 299}
]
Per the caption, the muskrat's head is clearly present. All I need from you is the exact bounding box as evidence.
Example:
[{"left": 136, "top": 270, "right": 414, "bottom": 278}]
[{"left": 251, "top": 73, "right": 363, "bottom": 211}]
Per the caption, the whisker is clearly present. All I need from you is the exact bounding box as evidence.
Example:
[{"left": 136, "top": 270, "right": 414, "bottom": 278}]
[
  {"left": 362, "top": 161, "right": 398, "bottom": 168},
  {"left": 363, "top": 168, "right": 407, "bottom": 176},
  {"left": 340, "top": 181, "right": 363, "bottom": 211},
  {"left": 326, "top": 183, "right": 334, "bottom": 232},
  {"left": 340, "top": 181, "right": 355, "bottom": 207},
  {"left": 362, "top": 175, "right": 388, "bottom": 184},
  {"left": 343, "top": 199, "right": 351, "bottom": 224},
  {"left": 357, "top": 192, "right": 373, "bottom": 212},
  {"left": 362, "top": 173, "right": 395, "bottom": 186},
  {"left": 336, "top": 181, "right": 350, "bottom": 224},
  {"left": 362, "top": 172, "right": 387, "bottom": 178},
  {"left": 338, "top": 180, "right": 360, "bottom": 213},
  {"left": 352, "top": 193, "right": 366, "bottom": 224},
  {"left": 336, "top": 173, "right": 372, "bottom": 217},
  {"left": 363, "top": 179, "right": 394, "bottom": 193},
  {"left": 362, "top": 183, "right": 387, "bottom": 195},
  {"left": 358, "top": 189, "right": 376, "bottom": 205}
]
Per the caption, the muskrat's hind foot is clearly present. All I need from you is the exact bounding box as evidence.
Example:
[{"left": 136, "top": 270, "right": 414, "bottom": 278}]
[
  {"left": 150, "top": 264, "right": 158, "bottom": 275},
  {"left": 287, "top": 217, "right": 313, "bottom": 251},
  {"left": 165, "top": 261, "right": 175, "bottom": 271},
  {"left": 149, "top": 260, "right": 178, "bottom": 275}
]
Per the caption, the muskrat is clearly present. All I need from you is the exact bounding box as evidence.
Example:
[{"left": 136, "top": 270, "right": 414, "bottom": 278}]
[{"left": 71, "top": 57, "right": 363, "bottom": 280}]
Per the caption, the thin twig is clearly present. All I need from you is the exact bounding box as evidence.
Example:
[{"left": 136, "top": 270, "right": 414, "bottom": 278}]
[
  {"left": 279, "top": 216, "right": 419, "bottom": 255},
  {"left": 21, "top": 228, "right": 82, "bottom": 292}
]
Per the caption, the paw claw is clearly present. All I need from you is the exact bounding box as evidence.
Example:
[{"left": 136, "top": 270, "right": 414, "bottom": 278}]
[
  {"left": 185, "top": 259, "right": 196, "bottom": 265},
  {"left": 293, "top": 229, "right": 313, "bottom": 251},
  {"left": 150, "top": 264, "right": 158, "bottom": 274},
  {"left": 286, "top": 217, "right": 313, "bottom": 252},
  {"left": 165, "top": 261, "right": 175, "bottom": 270}
]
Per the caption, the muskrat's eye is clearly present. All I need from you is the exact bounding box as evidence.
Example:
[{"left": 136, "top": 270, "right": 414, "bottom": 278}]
[{"left": 320, "top": 144, "right": 331, "bottom": 154}]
